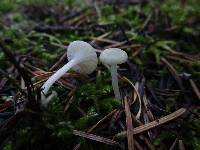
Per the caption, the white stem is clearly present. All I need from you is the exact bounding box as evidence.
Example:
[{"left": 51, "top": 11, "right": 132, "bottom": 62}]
[
  {"left": 41, "top": 91, "right": 57, "bottom": 107},
  {"left": 110, "top": 65, "right": 121, "bottom": 100},
  {"left": 41, "top": 59, "right": 79, "bottom": 95}
]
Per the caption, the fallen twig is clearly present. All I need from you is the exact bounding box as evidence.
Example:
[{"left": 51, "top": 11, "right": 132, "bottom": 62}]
[
  {"left": 189, "top": 79, "right": 200, "bottom": 100},
  {"left": 73, "top": 130, "right": 120, "bottom": 146},
  {"left": 161, "top": 57, "right": 190, "bottom": 105},
  {"left": 72, "top": 109, "right": 117, "bottom": 150},
  {"left": 178, "top": 140, "right": 186, "bottom": 150},
  {"left": 169, "top": 138, "right": 178, "bottom": 150},
  {"left": 0, "top": 41, "right": 36, "bottom": 108},
  {"left": 64, "top": 96, "right": 74, "bottom": 112},
  {"left": 122, "top": 77, "right": 142, "bottom": 119},
  {"left": 115, "top": 108, "right": 186, "bottom": 138},
  {"left": 49, "top": 51, "right": 68, "bottom": 71},
  {"left": 124, "top": 96, "right": 134, "bottom": 150},
  {"left": 161, "top": 57, "right": 184, "bottom": 91}
]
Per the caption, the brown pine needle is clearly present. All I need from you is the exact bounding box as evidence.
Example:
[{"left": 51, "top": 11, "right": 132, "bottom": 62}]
[
  {"left": 87, "top": 109, "right": 117, "bottom": 133},
  {"left": 49, "top": 51, "right": 68, "bottom": 71},
  {"left": 178, "top": 140, "right": 186, "bottom": 150},
  {"left": 91, "top": 38, "right": 119, "bottom": 44},
  {"left": 123, "top": 77, "right": 142, "bottom": 119},
  {"left": 124, "top": 96, "right": 135, "bottom": 150},
  {"left": 73, "top": 130, "right": 120, "bottom": 146},
  {"left": 189, "top": 79, "right": 200, "bottom": 100},
  {"left": 64, "top": 96, "right": 74, "bottom": 112},
  {"left": 94, "top": 32, "right": 111, "bottom": 40},
  {"left": 105, "top": 41, "right": 127, "bottom": 49},
  {"left": 115, "top": 108, "right": 186, "bottom": 138}
]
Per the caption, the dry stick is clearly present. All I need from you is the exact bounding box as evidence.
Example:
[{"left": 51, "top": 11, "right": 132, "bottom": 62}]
[
  {"left": 134, "top": 140, "right": 143, "bottom": 150},
  {"left": 122, "top": 77, "right": 142, "bottom": 119},
  {"left": 105, "top": 41, "right": 127, "bottom": 49},
  {"left": 124, "top": 96, "right": 135, "bottom": 150},
  {"left": 49, "top": 51, "right": 68, "bottom": 71},
  {"left": 169, "top": 138, "right": 178, "bottom": 150},
  {"left": 91, "top": 38, "right": 119, "bottom": 44},
  {"left": 178, "top": 140, "right": 186, "bottom": 150},
  {"left": 68, "top": 87, "right": 77, "bottom": 97},
  {"left": 0, "top": 41, "right": 36, "bottom": 107},
  {"left": 131, "top": 113, "right": 155, "bottom": 150},
  {"left": 133, "top": 82, "right": 139, "bottom": 104},
  {"left": 33, "top": 71, "right": 80, "bottom": 79},
  {"left": 73, "top": 143, "right": 81, "bottom": 150},
  {"left": 161, "top": 57, "right": 184, "bottom": 91},
  {"left": 161, "top": 57, "right": 190, "bottom": 104},
  {"left": 73, "top": 110, "right": 117, "bottom": 150},
  {"left": 64, "top": 96, "right": 74, "bottom": 112},
  {"left": 87, "top": 109, "right": 117, "bottom": 132},
  {"left": 166, "top": 49, "right": 200, "bottom": 61},
  {"left": 115, "top": 108, "right": 186, "bottom": 138},
  {"left": 140, "top": 12, "right": 153, "bottom": 31},
  {"left": 143, "top": 137, "right": 155, "bottom": 150},
  {"left": 51, "top": 42, "right": 68, "bottom": 49},
  {"left": 143, "top": 94, "right": 155, "bottom": 121},
  {"left": 73, "top": 130, "right": 120, "bottom": 146},
  {"left": 92, "top": 32, "right": 111, "bottom": 42},
  {"left": 69, "top": 13, "right": 90, "bottom": 26},
  {"left": 166, "top": 55, "right": 192, "bottom": 64},
  {"left": 189, "top": 79, "right": 200, "bottom": 100},
  {"left": 119, "top": 44, "right": 141, "bottom": 50}
]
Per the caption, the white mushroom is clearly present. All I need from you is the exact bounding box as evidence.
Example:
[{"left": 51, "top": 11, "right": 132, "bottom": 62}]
[
  {"left": 41, "top": 41, "right": 97, "bottom": 105},
  {"left": 100, "top": 48, "right": 128, "bottom": 100}
]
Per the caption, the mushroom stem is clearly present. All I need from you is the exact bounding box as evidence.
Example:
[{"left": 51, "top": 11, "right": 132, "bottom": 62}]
[
  {"left": 42, "top": 59, "right": 79, "bottom": 95},
  {"left": 110, "top": 65, "right": 121, "bottom": 100}
]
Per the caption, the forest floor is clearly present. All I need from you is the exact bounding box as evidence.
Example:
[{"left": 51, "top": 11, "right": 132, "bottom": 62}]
[{"left": 0, "top": 0, "right": 200, "bottom": 150}]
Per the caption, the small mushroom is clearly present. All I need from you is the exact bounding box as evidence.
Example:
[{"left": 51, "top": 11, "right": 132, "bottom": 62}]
[
  {"left": 100, "top": 48, "right": 128, "bottom": 100},
  {"left": 41, "top": 40, "right": 97, "bottom": 100}
]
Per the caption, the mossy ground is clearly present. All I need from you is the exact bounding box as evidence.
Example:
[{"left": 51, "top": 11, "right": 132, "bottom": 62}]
[{"left": 0, "top": 0, "right": 200, "bottom": 150}]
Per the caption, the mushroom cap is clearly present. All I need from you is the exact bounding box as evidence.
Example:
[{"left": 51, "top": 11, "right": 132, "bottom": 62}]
[
  {"left": 100, "top": 48, "right": 128, "bottom": 65},
  {"left": 67, "top": 41, "right": 98, "bottom": 74}
]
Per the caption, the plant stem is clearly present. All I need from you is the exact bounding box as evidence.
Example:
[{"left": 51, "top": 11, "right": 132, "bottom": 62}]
[
  {"left": 110, "top": 65, "right": 121, "bottom": 100},
  {"left": 42, "top": 59, "right": 78, "bottom": 95}
]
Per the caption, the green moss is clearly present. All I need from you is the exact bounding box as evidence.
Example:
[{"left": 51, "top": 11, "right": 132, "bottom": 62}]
[
  {"left": 161, "top": 0, "right": 200, "bottom": 25},
  {"left": 74, "top": 107, "right": 98, "bottom": 129},
  {"left": 0, "top": 0, "right": 17, "bottom": 12},
  {"left": 0, "top": 0, "right": 200, "bottom": 149},
  {"left": 153, "top": 131, "right": 176, "bottom": 146}
]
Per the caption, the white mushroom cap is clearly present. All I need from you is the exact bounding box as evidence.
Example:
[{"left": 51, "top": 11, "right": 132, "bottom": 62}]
[
  {"left": 67, "top": 41, "right": 98, "bottom": 74},
  {"left": 100, "top": 48, "right": 128, "bottom": 65}
]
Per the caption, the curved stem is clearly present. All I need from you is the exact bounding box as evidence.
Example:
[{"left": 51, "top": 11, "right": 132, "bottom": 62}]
[
  {"left": 42, "top": 59, "right": 78, "bottom": 95},
  {"left": 110, "top": 65, "right": 121, "bottom": 100}
]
